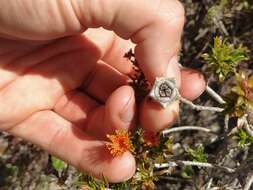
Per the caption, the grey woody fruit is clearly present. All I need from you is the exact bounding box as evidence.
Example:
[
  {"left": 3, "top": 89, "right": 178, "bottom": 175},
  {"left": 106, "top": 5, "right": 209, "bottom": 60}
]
[{"left": 149, "top": 77, "right": 178, "bottom": 108}]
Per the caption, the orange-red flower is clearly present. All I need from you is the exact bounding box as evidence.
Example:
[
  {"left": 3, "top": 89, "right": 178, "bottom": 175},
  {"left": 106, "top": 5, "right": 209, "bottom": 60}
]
[
  {"left": 143, "top": 131, "right": 160, "bottom": 147},
  {"left": 106, "top": 129, "right": 134, "bottom": 157}
]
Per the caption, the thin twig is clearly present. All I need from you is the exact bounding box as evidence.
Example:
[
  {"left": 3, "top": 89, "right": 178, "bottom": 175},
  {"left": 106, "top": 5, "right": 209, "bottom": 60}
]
[
  {"left": 154, "top": 161, "right": 235, "bottom": 173},
  {"left": 209, "top": 188, "right": 220, "bottom": 190},
  {"left": 237, "top": 115, "right": 253, "bottom": 138},
  {"left": 244, "top": 124, "right": 253, "bottom": 138},
  {"left": 206, "top": 85, "right": 226, "bottom": 104},
  {"left": 212, "top": 17, "right": 229, "bottom": 36},
  {"left": 218, "top": 20, "right": 229, "bottom": 36},
  {"left": 224, "top": 114, "right": 230, "bottom": 132},
  {"left": 244, "top": 173, "right": 253, "bottom": 190},
  {"left": 179, "top": 95, "right": 224, "bottom": 112},
  {"left": 205, "top": 178, "right": 213, "bottom": 190},
  {"left": 162, "top": 126, "right": 214, "bottom": 136}
]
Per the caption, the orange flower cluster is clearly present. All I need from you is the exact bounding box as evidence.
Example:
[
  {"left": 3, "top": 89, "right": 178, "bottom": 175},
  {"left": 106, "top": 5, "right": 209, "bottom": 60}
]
[{"left": 106, "top": 129, "right": 135, "bottom": 157}]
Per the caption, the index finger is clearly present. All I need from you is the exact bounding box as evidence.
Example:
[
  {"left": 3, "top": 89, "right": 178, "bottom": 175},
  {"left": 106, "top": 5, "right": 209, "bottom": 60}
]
[
  {"left": 73, "top": 0, "right": 185, "bottom": 83},
  {"left": 0, "top": 0, "right": 185, "bottom": 83}
]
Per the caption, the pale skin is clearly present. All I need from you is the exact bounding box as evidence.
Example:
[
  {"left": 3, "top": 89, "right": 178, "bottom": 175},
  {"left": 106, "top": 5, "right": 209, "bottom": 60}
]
[{"left": 0, "top": 0, "right": 206, "bottom": 182}]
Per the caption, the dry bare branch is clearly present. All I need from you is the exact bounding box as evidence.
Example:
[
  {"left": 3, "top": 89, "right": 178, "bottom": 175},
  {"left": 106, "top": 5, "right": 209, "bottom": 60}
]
[
  {"left": 154, "top": 161, "right": 235, "bottom": 173},
  {"left": 206, "top": 85, "right": 226, "bottom": 104},
  {"left": 179, "top": 95, "right": 224, "bottom": 112},
  {"left": 162, "top": 126, "right": 214, "bottom": 136},
  {"left": 244, "top": 173, "right": 253, "bottom": 190}
]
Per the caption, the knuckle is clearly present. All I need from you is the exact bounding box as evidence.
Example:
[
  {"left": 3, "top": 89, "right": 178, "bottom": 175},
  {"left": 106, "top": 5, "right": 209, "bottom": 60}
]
[
  {"left": 173, "top": 0, "right": 185, "bottom": 18},
  {"left": 157, "top": 0, "right": 185, "bottom": 22}
]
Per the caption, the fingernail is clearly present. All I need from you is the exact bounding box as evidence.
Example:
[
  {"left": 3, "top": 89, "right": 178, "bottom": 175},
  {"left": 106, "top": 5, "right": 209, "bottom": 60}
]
[{"left": 120, "top": 91, "right": 135, "bottom": 124}]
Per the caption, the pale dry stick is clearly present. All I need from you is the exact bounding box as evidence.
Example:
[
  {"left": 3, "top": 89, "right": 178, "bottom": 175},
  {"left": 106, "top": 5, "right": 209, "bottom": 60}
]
[
  {"left": 228, "top": 127, "right": 239, "bottom": 136},
  {"left": 244, "top": 124, "right": 253, "bottom": 138},
  {"left": 212, "top": 17, "right": 229, "bottom": 36},
  {"left": 206, "top": 85, "right": 226, "bottom": 104},
  {"left": 154, "top": 161, "right": 235, "bottom": 173},
  {"left": 219, "top": 147, "right": 239, "bottom": 167},
  {"left": 230, "top": 179, "right": 242, "bottom": 190},
  {"left": 244, "top": 173, "right": 253, "bottom": 190},
  {"left": 194, "top": 28, "right": 209, "bottom": 41},
  {"left": 218, "top": 20, "right": 229, "bottom": 36},
  {"left": 179, "top": 95, "right": 224, "bottom": 112},
  {"left": 205, "top": 178, "right": 214, "bottom": 190},
  {"left": 162, "top": 126, "right": 215, "bottom": 136},
  {"left": 237, "top": 114, "right": 253, "bottom": 138},
  {"left": 195, "top": 40, "right": 210, "bottom": 60},
  {"left": 224, "top": 114, "right": 230, "bottom": 132}
]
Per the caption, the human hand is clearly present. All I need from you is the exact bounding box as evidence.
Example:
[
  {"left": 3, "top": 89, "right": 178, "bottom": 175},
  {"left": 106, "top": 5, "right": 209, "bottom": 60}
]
[{"left": 0, "top": 0, "right": 205, "bottom": 182}]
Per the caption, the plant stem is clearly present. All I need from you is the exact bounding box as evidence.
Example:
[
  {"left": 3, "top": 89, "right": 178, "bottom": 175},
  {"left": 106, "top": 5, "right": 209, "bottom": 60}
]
[
  {"left": 244, "top": 124, "right": 253, "bottom": 138},
  {"left": 224, "top": 114, "right": 230, "bottom": 132},
  {"left": 206, "top": 85, "right": 226, "bottom": 104},
  {"left": 154, "top": 161, "right": 235, "bottom": 173},
  {"left": 244, "top": 173, "right": 253, "bottom": 190},
  {"left": 179, "top": 95, "right": 224, "bottom": 112},
  {"left": 162, "top": 126, "right": 214, "bottom": 136},
  {"left": 237, "top": 114, "right": 253, "bottom": 138}
]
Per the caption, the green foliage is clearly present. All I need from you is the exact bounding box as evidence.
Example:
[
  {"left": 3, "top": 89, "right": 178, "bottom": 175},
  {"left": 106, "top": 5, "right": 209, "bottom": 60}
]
[
  {"left": 202, "top": 36, "right": 248, "bottom": 81},
  {"left": 181, "top": 166, "right": 195, "bottom": 179},
  {"left": 110, "top": 181, "right": 131, "bottom": 190},
  {"left": 0, "top": 164, "right": 18, "bottom": 186},
  {"left": 79, "top": 161, "right": 158, "bottom": 190},
  {"left": 225, "top": 72, "right": 253, "bottom": 117},
  {"left": 51, "top": 156, "right": 68, "bottom": 174},
  {"left": 131, "top": 162, "right": 157, "bottom": 190},
  {"left": 162, "top": 136, "right": 174, "bottom": 155},
  {"left": 81, "top": 175, "right": 108, "bottom": 190},
  {"left": 234, "top": 128, "right": 253, "bottom": 148},
  {"left": 205, "top": 0, "right": 228, "bottom": 23},
  {"left": 205, "top": 0, "right": 250, "bottom": 26},
  {"left": 224, "top": 93, "right": 247, "bottom": 117},
  {"left": 232, "top": 73, "right": 253, "bottom": 98},
  {"left": 185, "top": 145, "right": 208, "bottom": 163}
]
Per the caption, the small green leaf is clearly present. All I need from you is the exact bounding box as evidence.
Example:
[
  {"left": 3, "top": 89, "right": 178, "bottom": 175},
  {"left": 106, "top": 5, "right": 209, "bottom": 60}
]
[
  {"left": 234, "top": 128, "right": 253, "bottom": 148},
  {"left": 186, "top": 145, "right": 208, "bottom": 163},
  {"left": 51, "top": 156, "right": 68, "bottom": 172},
  {"left": 181, "top": 166, "right": 195, "bottom": 179}
]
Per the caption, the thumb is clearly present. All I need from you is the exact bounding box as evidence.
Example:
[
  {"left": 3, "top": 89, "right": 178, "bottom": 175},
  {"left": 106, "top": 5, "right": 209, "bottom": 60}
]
[
  {"left": 85, "top": 85, "right": 136, "bottom": 139},
  {"left": 105, "top": 85, "right": 136, "bottom": 132}
]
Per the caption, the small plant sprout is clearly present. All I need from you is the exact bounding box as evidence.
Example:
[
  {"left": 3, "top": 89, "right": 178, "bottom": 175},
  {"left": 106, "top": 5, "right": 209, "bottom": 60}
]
[
  {"left": 232, "top": 72, "right": 253, "bottom": 113},
  {"left": 202, "top": 36, "right": 248, "bottom": 81},
  {"left": 51, "top": 156, "right": 68, "bottom": 173},
  {"left": 225, "top": 72, "right": 253, "bottom": 117},
  {"left": 234, "top": 128, "right": 253, "bottom": 148},
  {"left": 185, "top": 145, "right": 208, "bottom": 163}
]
